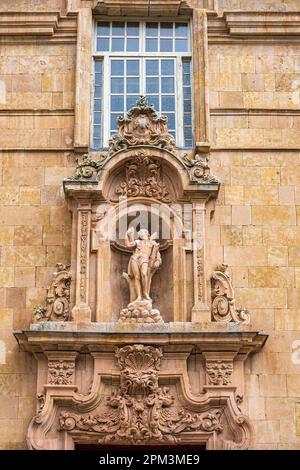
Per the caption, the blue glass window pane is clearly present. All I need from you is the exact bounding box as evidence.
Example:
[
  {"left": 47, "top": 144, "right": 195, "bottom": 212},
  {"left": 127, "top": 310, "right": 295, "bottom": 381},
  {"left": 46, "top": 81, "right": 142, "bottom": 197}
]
[
  {"left": 97, "top": 22, "right": 110, "bottom": 36},
  {"left": 161, "top": 77, "right": 174, "bottom": 93},
  {"left": 146, "top": 38, "right": 158, "bottom": 52},
  {"left": 112, "top": 38, "right": 124, "bottom": 52},
  {"left": 185, "top": 140, "right": 193, "bottom": 147},
  {"left": 127, "top": 38, "right": 139, "bottom": 52},
  {"left": 184, "top": 114, "right": 192, "bottom": 126},
  {"left": 95, "top": 61, "right": 103, "bottom": 73},
  {"left": 184, "top": 87, "right": 191, "bottom": 99},
  {"left": 176, "top": 23, "right": 188, "bottom": 37},
  {"left": 184, "top": 100, "right": 192, "bottom": 113},
  {"left": 146, "top": 95, "right": 159, "bottom": 111},
  {"left": 95, "top": 74, "right": 102, "bottom": 86},
  {"left": 94, "top": 99, "right": 102, "bottom": 111},
  {"left": 111, "top": 114, "right": 120, "bottom": 129},
  {"left": 146, "top": 23, "right": 158, "bottom": 37},
  {"left": 161, "top": 23, "right": 173, "bottom": 37},
  {"left": 127, "top": 60, "right": 139, "bottom": 75},
  {"left": 162, "top": 96, "right": 175, "bottom": 111},
  {"left": 93, "top": 139, "right": 101, "bottom": 150},
  {"left": 161, "top": 60, "right": 174, "bottom": 75},
  {"left": 175, "top": 39, "right": 188, "bottom": 52},
  {"left": 111, "top": 77, "right": 124, "bottom": 93},
  {"left": 127, "top": 77, "right": 139, "bottom": 93},
  {"left": 127, "top": 22, "right": 139, "bottom": 36},
  {"left": 183, "top": 74, "right": 191, "bottom": 86},
  {"left": 146, "top": 60, "right": 159, "bottom": 76},
  {"left": 97, "top": 38, "right": 109, "bottom": 51},
  {"left": 112, "top": 22, "right": 125, "bottom": 36},
  {"left": 95, "top": 86, "right": 102, "bottom": 99},
  {"left": 94, "top": 112, "right": 101, "bottom": 125},
  {"left": 126, "top": 95, "right": 139, "bottom": 110},
  {"left": 160, "top": 39, "right": 173, "bottom": 52},
  {"left": 146, "top": 77, "right": 159, "bottom": 94},
  {"left": 165, "top": 113, "right": 175, "bottom": 129},
  {"left": 170, "top": 131, "right": 176, "bottom": 139},
  {"left": 111, "top": 60, "right": 124, "bottom": 76},
  {"left": 111, "top": 96, "right": 123, "bottom": 112},
  {"left": 184, "top": 127, "right": 193, "bottom": 139},
  {"left": 183, "top": 60, "right": 191, "bottom": 73}
]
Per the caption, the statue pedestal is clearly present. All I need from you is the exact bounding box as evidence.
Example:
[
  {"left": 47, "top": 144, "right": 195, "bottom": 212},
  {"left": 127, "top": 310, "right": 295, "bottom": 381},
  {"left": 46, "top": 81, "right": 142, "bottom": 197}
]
[{"left": 119, "top": 299, "right": 163, "bottom": 324}]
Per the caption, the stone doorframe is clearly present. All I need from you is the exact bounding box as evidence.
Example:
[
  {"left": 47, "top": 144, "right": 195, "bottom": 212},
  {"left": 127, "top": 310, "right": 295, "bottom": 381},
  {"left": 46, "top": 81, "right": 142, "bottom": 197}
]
[{"left": 15, "top": 327, "right": 267, "bottom": 450}]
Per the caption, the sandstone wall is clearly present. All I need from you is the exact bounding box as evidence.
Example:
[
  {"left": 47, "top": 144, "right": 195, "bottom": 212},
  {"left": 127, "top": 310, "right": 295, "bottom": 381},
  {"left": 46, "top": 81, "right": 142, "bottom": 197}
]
[{"left": 0, "top": 0, "right": 299, "bottom": 450}]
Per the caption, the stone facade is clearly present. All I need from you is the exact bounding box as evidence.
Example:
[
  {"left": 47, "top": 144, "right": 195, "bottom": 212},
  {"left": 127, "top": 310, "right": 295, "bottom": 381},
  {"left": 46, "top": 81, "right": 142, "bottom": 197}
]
[{"left": 0, "top": 0, "right": 299, "bottom": 450}]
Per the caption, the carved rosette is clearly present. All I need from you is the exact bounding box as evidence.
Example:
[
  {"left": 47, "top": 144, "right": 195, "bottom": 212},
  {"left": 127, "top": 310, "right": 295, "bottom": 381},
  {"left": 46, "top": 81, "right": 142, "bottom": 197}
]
[
  {"left": 48, "top": 360, "right": 75, "bottom": 385},
  {"left": 59, "top": 344, "right": 224, "bottom": 445},
  {"left": 115, "top": 152, "right": 171, "bottom": 203},
  {"left": 206, "top": 361, "right": 233, "bottom": 386},
  {"left": 109, "top": 96, "right": 176, "bottom": 155},
  {"left": 33, "top": 264, "right": 71, "bottom": 323},
  {"left": 211, "top": 265, "right": 250, "bottom": 324}
]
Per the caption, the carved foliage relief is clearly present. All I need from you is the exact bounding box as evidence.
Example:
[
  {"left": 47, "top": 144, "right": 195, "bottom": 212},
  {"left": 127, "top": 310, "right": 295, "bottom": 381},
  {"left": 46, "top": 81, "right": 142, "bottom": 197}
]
[
  {"left": 59, "top": 345, "right": 223, "bottom": 444},
  {"left": 33, "top": 264, "right": 71, "bottom": 323},
  {"left": 48, "top": 360, "right": 75, "bottom": 386}
]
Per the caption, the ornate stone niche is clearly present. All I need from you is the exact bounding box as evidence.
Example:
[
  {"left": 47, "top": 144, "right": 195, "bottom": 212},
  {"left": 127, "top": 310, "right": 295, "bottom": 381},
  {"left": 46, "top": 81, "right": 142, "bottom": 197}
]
[{"left": 15, "top": 97, "right": 268, "bottom": 450}]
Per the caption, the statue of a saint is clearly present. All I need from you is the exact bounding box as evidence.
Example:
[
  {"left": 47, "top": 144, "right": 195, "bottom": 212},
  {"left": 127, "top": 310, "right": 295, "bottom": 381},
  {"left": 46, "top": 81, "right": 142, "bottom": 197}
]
[{"left": 120, "top": 228, "right": 163, "bottom": 323}]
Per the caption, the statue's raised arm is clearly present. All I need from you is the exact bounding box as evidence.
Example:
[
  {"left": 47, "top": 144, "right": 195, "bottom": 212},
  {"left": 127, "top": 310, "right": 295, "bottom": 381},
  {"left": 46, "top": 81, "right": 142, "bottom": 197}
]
[{"left": 125, "top": 227, "right": 136, "bottom": 248}]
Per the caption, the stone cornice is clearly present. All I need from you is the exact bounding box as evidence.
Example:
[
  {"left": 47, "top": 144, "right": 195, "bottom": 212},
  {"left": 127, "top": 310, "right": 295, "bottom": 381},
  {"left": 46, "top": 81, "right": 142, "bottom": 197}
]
[
  {"left": 0, "top": 11, "right": 77, "bottom": 43},
  {"left": 208, "top": 11, "right": 300, "bottom": 43},
  {"left": 92, "top": 0, "right": 193, "bottom": 16}
]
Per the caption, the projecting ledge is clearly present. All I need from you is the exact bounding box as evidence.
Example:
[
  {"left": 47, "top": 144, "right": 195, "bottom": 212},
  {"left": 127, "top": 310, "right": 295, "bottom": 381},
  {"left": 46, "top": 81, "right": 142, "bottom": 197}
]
[{"left": 14, "top": 322, "right": 268, "bottom": 358}]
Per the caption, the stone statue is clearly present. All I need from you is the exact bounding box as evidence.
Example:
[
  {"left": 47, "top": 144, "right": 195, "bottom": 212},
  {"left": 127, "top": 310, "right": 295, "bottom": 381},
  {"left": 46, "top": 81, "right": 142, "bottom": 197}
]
[{"left": 120, "top": 228, "right": 163, "bottom": 323}]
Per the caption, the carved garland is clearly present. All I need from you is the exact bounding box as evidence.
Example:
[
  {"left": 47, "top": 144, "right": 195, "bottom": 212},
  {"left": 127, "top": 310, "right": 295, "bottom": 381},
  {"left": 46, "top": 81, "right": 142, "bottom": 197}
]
[
  {"left": 59, "top": 345, "right": 224, "bottom": 444},
  {"left": 211, "top": 265, "right": 250, "bottom": 324},
  {"left": 33, "top": 264, "right": 71, "bottom": 323}
]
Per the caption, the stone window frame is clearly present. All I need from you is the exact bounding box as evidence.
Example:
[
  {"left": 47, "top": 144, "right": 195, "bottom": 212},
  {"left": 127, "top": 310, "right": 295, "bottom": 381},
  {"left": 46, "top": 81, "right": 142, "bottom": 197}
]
[{"left": 72, "top": 1, "right": 211, "bottom": 154}]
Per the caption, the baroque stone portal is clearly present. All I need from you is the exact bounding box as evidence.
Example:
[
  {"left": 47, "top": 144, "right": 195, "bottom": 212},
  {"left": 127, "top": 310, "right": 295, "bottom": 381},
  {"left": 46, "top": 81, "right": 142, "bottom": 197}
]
[{"left": 120, "top": 228, "right": 163, "bottom": 323}]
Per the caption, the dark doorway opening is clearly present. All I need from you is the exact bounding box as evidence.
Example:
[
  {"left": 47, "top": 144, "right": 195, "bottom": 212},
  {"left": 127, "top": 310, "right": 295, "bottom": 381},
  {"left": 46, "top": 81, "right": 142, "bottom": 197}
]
[{"left": 75, "top": 444, "right": 206, "bottom": 451}]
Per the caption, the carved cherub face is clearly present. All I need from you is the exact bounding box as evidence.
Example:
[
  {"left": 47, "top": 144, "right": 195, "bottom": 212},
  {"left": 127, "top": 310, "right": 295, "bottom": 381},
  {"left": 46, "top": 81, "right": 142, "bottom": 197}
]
[{"left": 138, "top": 229, "right": 149, "bottom": 240}]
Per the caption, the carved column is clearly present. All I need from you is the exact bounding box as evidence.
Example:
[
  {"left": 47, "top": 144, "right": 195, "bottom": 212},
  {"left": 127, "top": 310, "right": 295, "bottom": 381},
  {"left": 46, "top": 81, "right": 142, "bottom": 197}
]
[
  {"left": 72, "top": 201, "right": 92, "bottom": 321},
  {"left": 191, "top": 199, "right": 210, "bottom": 322}
]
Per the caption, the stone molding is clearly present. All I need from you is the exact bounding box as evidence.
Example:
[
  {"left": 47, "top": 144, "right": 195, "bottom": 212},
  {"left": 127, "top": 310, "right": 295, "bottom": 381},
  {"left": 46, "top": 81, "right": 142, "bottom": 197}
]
[{"left": 0, "top": 11, "right": 77, "bottom": 43}]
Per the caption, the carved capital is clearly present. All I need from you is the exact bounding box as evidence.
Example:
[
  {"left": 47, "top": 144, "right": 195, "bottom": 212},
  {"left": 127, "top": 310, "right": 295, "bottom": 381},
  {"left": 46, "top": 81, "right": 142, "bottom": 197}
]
[
  {"left": 46, "top": 352, "right": 77, "bottom": 386},
  {"left": 33, "top": 264, "right": 71, "bottom": 323}
]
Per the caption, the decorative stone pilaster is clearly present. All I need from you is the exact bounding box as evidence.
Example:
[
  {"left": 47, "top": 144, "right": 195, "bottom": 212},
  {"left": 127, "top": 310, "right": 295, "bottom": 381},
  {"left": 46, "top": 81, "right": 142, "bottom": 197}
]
[{"left": 72, "top": 203, "right": 92, "bottom": 321}]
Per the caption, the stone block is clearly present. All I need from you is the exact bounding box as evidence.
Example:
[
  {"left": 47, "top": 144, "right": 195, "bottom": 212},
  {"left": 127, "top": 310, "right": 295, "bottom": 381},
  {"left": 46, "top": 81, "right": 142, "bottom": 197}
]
[
  {"left": 244, "top": 186, "right": 278, "bottom": 205},
  {"left": 259, "top": 375, "right": 287, "bottom": 397},
  {"left": 287, "top": 375, "right": 300, "bottom": 397},
  {"left": 248, "top": 397, "right": 266, "bottom": 420},
  {"left": 224, "top": 246, "right": 268, "bottom": 266},
  {"left": 232, "top": 206, "right": 251, "bottom": 225},
  {"left": 224, "top": 185, "right": 244, "bottom": 205},
  {"left": 14, "top": 267, "right": 36, "bottom": 288},
  {"left": 235, "top": 287, "right": 287, "bottom": 308},
  {"left": 252, "top": 420, "right": 280, "bottom": 444},
  {"left": 6, "top": 288, "right": 26, "bottom": 309},
  {"left": 0, "top": 227, "right": 14, "bottom": 246},
  {"left": 1, "top": 246, "right": 46, "bottom": 267},
  {"left": 0, "top": 268, "right": 14, "bottom": 288},
  {"left": 221, "top": 225, "right": 243, "bottom": 246},
  {"left": 43, "top": 225, "right": 63, "bottom": 245},
  {"left": 248, "top": 267, "right": 294, "bottom": 288},
  {"left": 25, "top": 288, "right": 46, "bottom": 309},
  {"left": 19, "top": 187, "right": 40, "bottom": 206},
  {"left": 243, "top": 226, "right": 263, "bottom": 245},
  {"left": 268, "top": 246, "right": 288, "bottom": 267},
  {"left": 252, "top": 206, "right": 296, "bottom": 226},
  {"left": 0, "top": 309, "right": 13, "bottom": 330},
  {"left": 14, "top": 226, "right": 42, "bottom": 246},
  {"left": 266, "top": 398, "right": 295, "bottom": 421},
  {"left": 0, "top": 207, "right": 49, "bottom": 226},
  {"left": 0, "top": 397, "right": 18, "bottom": 419},
  {"left": 2, "top": 167, "right": 44, "bottom": 186},
  {"left": 0, "top": 187, "right": 19, "bottom": 205}
]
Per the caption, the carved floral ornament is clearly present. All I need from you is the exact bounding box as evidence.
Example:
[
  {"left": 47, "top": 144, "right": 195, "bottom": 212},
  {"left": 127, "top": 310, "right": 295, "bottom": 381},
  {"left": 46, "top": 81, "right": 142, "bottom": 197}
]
[
  {"left": 59, "top": 345, "right": 224, "bottom": 445},
  {"left": 64, "top": 97, "right": 219, "bottom": 187}
]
